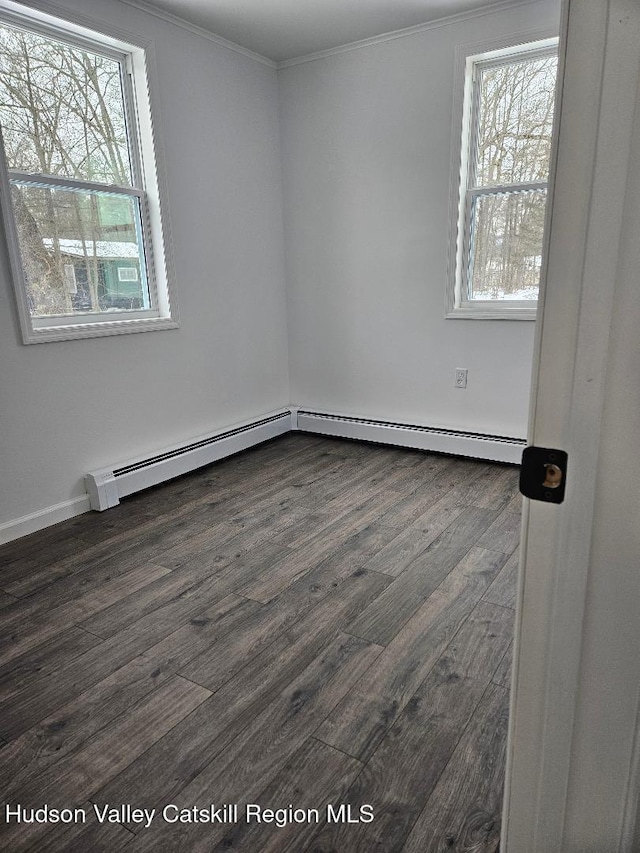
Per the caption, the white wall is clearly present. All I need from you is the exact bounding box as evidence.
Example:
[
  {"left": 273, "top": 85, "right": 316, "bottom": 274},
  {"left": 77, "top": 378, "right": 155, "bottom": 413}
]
[
  {"left": 279, "top": 0, "right": 559, "bottom": 438},
  {"left": 0, "top": 0, "right": 289, "bottom": 530},
  {"left": 0, "top": 0, "right": 561, "bottom": 536}
]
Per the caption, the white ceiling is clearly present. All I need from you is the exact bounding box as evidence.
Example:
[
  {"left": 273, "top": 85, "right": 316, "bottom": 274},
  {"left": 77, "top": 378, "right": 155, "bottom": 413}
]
[{"left": 134, "top": 0, "right": 528, "bottom": 63}]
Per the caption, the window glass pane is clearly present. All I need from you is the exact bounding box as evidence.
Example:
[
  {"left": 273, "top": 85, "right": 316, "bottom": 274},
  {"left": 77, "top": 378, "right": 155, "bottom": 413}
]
[
  {"left": 0, "top": 23, "right": 132, "bottom": 185},
  {"left": 475, "top": 54, "right": 557, "bottom": 187},
  {"left": 468, "top": 188, "right": 546, "bottom": 300},
  {"left": 11, "top": 181, "right": 149, "bottom": 317}
]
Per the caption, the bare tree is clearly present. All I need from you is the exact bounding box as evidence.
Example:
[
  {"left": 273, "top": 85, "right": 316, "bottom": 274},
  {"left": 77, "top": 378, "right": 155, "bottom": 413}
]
[
  {"left": 471, "top": 54, "right": 557, "bottom": 299},
  {"left": 0, "top": 23, "right": 132, "bottom": 315}
]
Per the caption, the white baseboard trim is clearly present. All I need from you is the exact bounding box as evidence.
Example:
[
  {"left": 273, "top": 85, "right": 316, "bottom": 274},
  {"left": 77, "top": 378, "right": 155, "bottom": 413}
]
[
  {"left": 0, "top": 494, "right": 91, "bottom": 546},
  {"left": 296, "top": 409, "right": 525, "bottom": 464}
]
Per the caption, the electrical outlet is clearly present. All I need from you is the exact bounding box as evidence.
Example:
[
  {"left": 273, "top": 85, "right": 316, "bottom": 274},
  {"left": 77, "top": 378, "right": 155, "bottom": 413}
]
[{"left": 455, "top": 368, "right": 468, "bottom": 388}]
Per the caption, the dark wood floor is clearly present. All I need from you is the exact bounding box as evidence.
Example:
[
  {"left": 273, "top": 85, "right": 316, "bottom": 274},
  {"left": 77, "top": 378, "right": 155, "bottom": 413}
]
[{"left": 0, "top": 433, "right": 521, "bottom": 853}]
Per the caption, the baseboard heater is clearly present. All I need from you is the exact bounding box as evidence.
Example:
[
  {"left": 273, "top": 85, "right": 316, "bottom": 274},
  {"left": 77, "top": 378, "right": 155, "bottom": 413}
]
[
  {"left": 295, "top": 410, "right": 525, "bottom": 465},
  {"left": 85, "top": 410, "right": 292, "bottom": 511},
  {"left": 85, "top": 407, "right": 523, "bottom": 513}
]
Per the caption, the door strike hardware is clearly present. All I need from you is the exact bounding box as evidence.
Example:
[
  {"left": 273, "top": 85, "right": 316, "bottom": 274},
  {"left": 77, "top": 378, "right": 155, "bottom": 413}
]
[{"left": 519, "top": 446, "right": 568, "bottom": 504}]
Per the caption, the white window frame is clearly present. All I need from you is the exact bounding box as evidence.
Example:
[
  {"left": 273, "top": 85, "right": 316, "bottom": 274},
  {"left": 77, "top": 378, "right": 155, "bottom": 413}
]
[
  {"left": 118, "top": 267, "right": 139, "bottom": 282},
  {"left": 446, "top": 32, "right": 558, "bottom": 321},
  {"left": 0, "top": 0, "right": 179, "bottom": 343}
]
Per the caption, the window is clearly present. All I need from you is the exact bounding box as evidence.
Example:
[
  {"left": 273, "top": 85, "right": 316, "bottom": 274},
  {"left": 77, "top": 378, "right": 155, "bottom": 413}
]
[
  {"left": 0, "top": 3, "right": 177, "bottom": 342},
  {"left": 448, "top": 38, "right": 558, "bottom": 319},
  {"left": 118, "top": 267, "right": 139, "bottom": 282}
]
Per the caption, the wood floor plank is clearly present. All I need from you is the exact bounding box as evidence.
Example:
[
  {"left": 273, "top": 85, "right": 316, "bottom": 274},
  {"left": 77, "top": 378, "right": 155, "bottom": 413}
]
[
  {"left": 125, "top": 633, "right": 382, "bottom": 853},
  {"left": 483, "top": 548, "right": 519, "bottom": 610},
  {"left": 2, "top": 507, "right": 229, "bottom": 598},
  {"left": 0, "top": 556, "right": 170, "bottom": 632},
  {"left": 0, "top": 626, "right": 102, "bottom": 704},
  {"left": 401, "top": 683, "right": 510, "bottom": 853},
  {"left": 365, "top": 489, "right": 468, "bottom": 577},
  {"left": 53, "top": 562, "right": 171, "bottom": 623},
  {"left": 0, "top": 562, "right": 171, "bottom": 668},
  {"left": 231, "top": 433, "right": 327, "bottom": 471},
  {"left": 77, "top": 561, "right": 228, "bottom": 639},
  {"left": 458, "top": 465, "right": 520, "bottom": 511},
  {"left": 239, "top": 521, "right": 398, "bottom": 603},
  {"left": 210, "top": 738, "right": 363, "bottom": 853},
  {"left": 277, "top": 449, "right": 407, "bottom": 549},
  {"left": 373, "top": 458, "right": 492, "bottom": 532},
  {"left": 394, "top": 447, "right": 430, "bottom": 467},
  {"left": 29, "top": 807, "right": 134, "bottom": 853},
  {"left": 67, "top": 442, "right": 324, "bottom": 547},
  {"left": 362, "top": 526, "right": 434, "bottom": 578},
  {"left": 181, "top": 555, "right": 389, "bottom": 692},
  {"left": 0, "top": 572, "right": 237, "bottom": 740},
  {"left": 0, "top": 595, "right": 258, "bottom": 796},
  {"left": 228, "top": 485, "right": 313, "bottom": 530},
  {"left": 67, "top": 495, "right": 181, "bottom": 545},
  {"left": 167, "top": 536, "right": 292, "bottom": 592},
  {"left": 0, "top": 435, "right": 520, "bottom": 853},
  {"left": 0, "top": 437, "right": 321, "bottom": 586},
  {"left": 0, "top": 532, "right": 139, "bottom": 599},
  {"left": 279, "top": 486, "right": 401, "bottom": 556},
  {"left": 94, "top": 567, "right": 390, "bottom": 821},
  {"left": 307, "top": 601, "right": 513, "bottom": 853},
  {"left": 347, "top": 507, "right": 499, "bottom": 645},
  {"left": 375, "top": 484, "right": 450, "bottom": 531},
  {"left": 505, "top": 490, "right": 523, "bottom": 514},
  {"left": 317, "top": 547, "right": 509, "bottom": 761},
  {"left": 429, "top": 463, "right": 492, "bottom": 507},
  {"left": 361, "top": 458, "right": 452, "bottom": 503},
  {"left": 213, "top": 444, "right": 353, "bottom": 514},
  {"left": 423, "top": 459, "right": 494, "bottom": 501},
  {"left": 492, "top": 642, "right": 513, "bottom": 689},
  {"left": 79, "top": 537, "right": 289, "bottom": 641},
  {"left": 286, "top": 458, "right": 372, "bottom": 510},
  {"left": 0, "top": 522, "right": 85, "bottom": 577},
  {"left": 66, "top": 447, "right": 323, "bottom": 558},
  {"left": 0, "top": 676, "right": 210, "bottom": 853},
  {"left": 0, "top": 590, "right": 18, "bottom": 609},
  {"left": 409, "top": 491, "right": 467, "bottom": 535},
  {"left": 318, "top": 480, "right": 402, "bottom": 525},
  {"left": 143, "top": 520, "right": 241, "bottom": 570},
  {"left": 475, "top": 509, "right": 522, "bottom": 556},
  {"left": 304, "top": 436, "right": 371, "bottom": 459},
  {"left": 247, "top": 454, "right": 354, "bottom": 507}
]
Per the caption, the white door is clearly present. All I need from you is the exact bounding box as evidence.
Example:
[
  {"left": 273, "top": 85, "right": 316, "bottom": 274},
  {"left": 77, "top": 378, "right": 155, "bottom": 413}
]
[{"left": 503, "top": 1, "right": 640, "bottom": 851}]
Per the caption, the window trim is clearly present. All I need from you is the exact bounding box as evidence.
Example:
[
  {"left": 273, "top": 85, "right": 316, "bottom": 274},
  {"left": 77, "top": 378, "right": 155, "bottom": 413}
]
[
  {"left": 446, "top": 31, "right": 559, "bottom": 321},
  {"left": 0, "top": 0, "right": 179, "bottom": 343}
]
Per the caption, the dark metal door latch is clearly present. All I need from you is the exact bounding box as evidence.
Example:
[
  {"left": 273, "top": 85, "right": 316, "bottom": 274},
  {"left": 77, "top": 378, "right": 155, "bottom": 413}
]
[{"left": 519, "top": 446, "right": 568, "bottom": 504}]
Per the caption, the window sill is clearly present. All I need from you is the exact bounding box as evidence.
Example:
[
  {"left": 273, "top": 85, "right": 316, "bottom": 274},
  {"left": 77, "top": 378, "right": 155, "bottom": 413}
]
[
  {"left": 446, "top": 304, "right": 538, "bottom": 321},
  {"left": 22, "top": 315, "right": 179, "bottom": 344}
]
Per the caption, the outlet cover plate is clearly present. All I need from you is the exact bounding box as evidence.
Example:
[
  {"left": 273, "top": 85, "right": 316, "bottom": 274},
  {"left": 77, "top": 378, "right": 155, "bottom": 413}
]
[{"left": 455, "top": 368, "right": 468, "bottom": 388}]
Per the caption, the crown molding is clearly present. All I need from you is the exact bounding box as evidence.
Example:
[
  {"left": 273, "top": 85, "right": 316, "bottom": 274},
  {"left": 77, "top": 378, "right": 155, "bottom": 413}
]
[
  {"left": 11, "top": 0, "right": 552, "bottom": 71},
  {"left": 117, "top": 0, "right": 277, "bottom": 67},
  {"left": 0, "top": 0, "right": 151, "bottom": 45},
  {"left": 277, "top": 0, "right": 547, "bottom": 69},
  {"left": 0, "top": 0, "right": 276, "bottom": 65}
]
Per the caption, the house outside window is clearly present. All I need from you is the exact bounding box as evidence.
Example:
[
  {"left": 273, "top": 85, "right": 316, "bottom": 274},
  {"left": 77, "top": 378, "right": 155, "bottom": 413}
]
[
  {"left": 447, "top": 37, "right": 558, "bottom": 320},
  {"left": 0, "top": 2, "right": 178, "bottom": 342}
]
